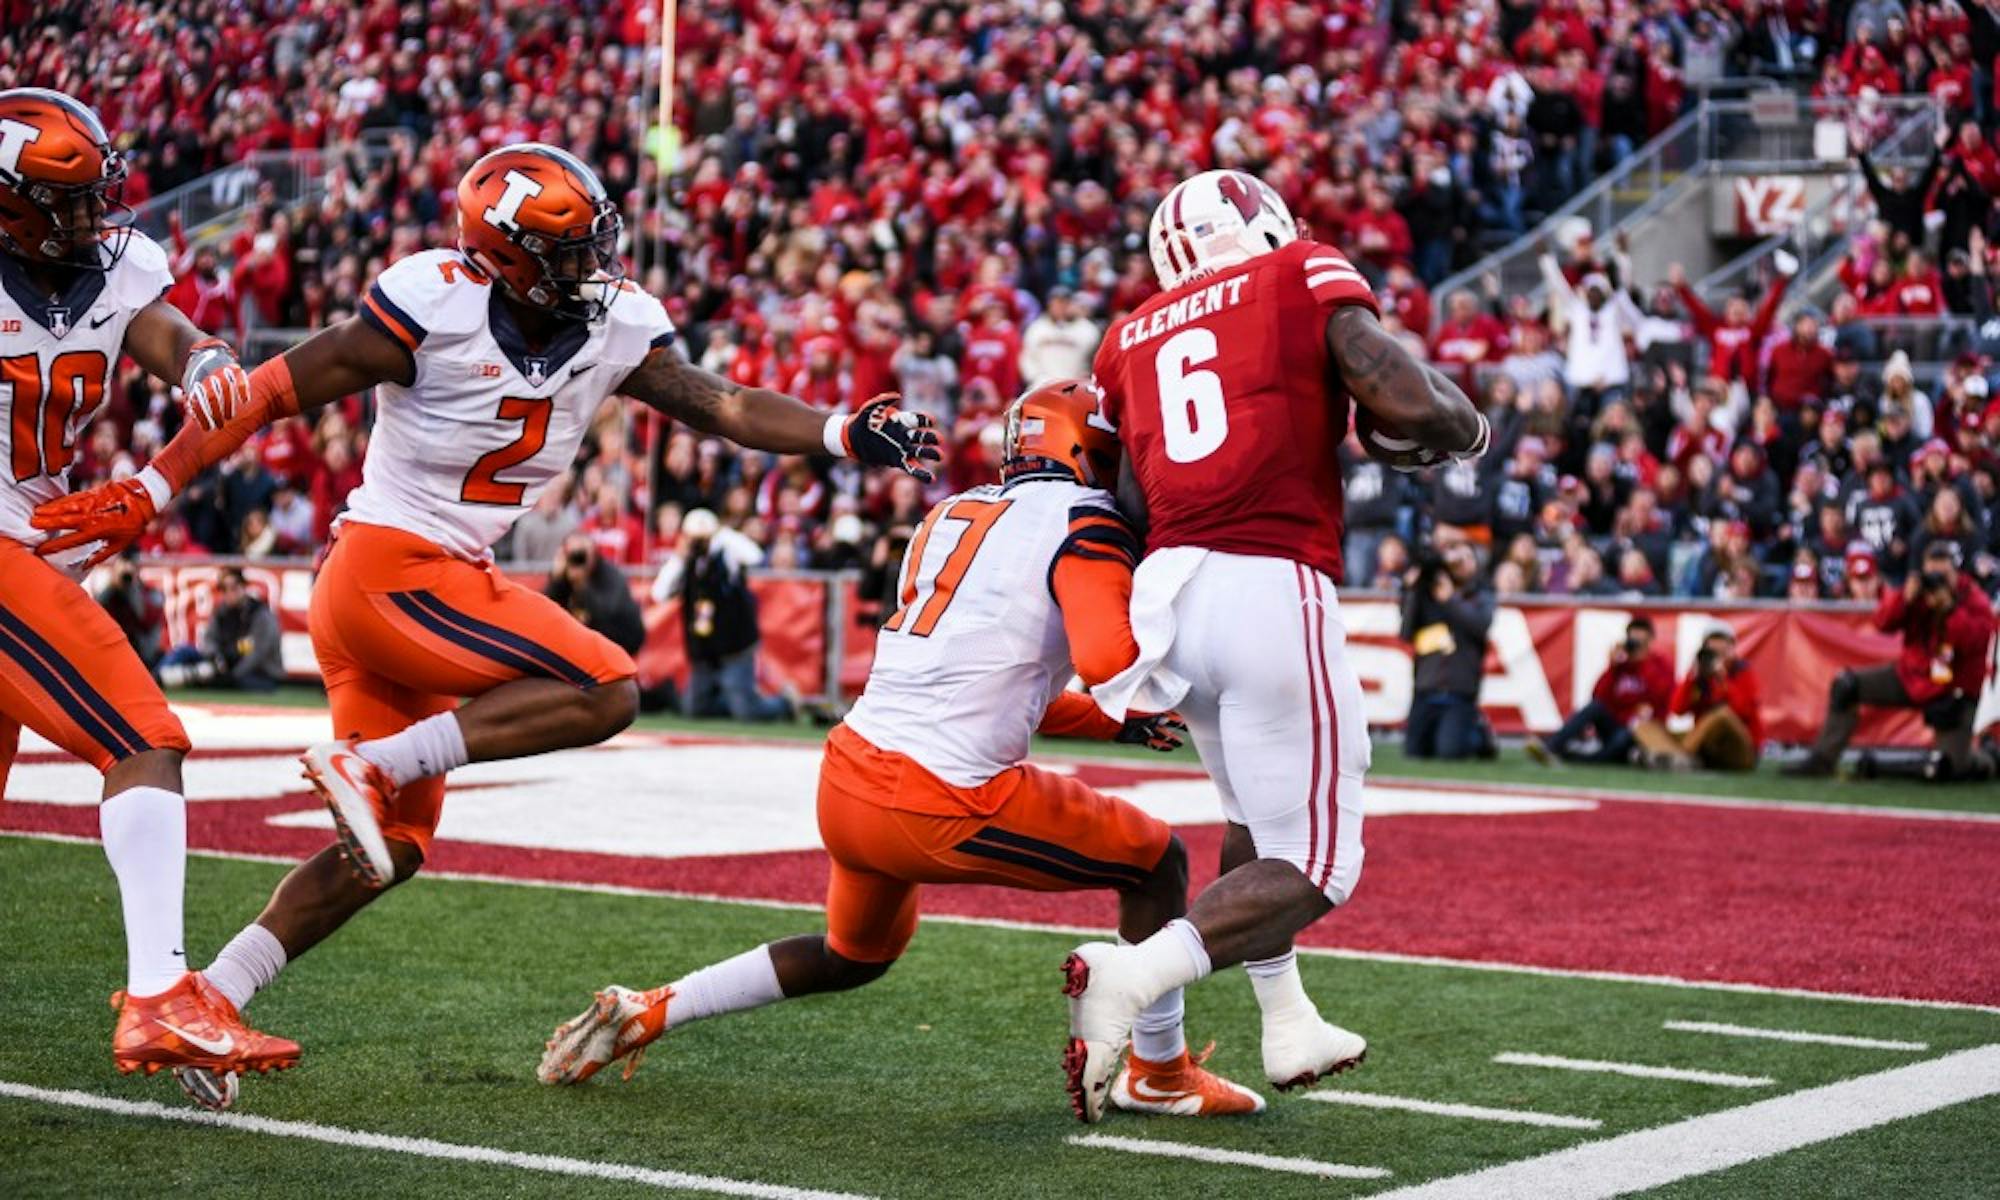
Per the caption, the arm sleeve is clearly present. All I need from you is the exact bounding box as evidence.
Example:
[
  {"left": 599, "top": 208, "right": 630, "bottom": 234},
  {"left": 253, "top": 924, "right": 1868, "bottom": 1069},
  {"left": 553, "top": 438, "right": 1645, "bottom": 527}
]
[
  {"left": 1049, "top": 501, "right": 1143, "bottom": 689},
  {"left": 1750, "top": 270, "right": 1790, "bottom": 336},
  {"left": 1674, "top": 283, "right": 1719, "bottom": 334},
  {"left": 1037, "top": 690, "right": 1123, "bottom": 740},
  {"left": 149, "top": 356, "right": 302, "bottom": 492}
]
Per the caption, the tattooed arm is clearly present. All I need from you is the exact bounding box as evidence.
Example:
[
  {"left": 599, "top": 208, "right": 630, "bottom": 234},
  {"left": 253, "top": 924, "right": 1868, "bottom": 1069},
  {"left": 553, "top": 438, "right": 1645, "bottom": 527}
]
[
  {"left": 1325, "top": 305, "right": 1486, "bottom": 455},
  {"left": 620, "top": 348, "right": 942, "bottom": 478}
]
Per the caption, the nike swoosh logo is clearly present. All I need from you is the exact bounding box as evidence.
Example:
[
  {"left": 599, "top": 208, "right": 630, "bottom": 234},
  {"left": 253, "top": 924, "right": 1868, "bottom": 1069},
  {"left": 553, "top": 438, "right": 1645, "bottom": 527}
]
[
  {"left": 158, "top": 1019, "right": 235, "bottom": 1056},
  {"left": 569, "top": 364, "right": 595, "bottom": 379},
  {"left": 89, "top": 312, "right": 115, "bottom": 329},
  {"left": 328, "top": 752, "right": 372, "bottom": 798},
  {"left": 1127, "top": 1077, "right": 1191, "bottom": 1103}
]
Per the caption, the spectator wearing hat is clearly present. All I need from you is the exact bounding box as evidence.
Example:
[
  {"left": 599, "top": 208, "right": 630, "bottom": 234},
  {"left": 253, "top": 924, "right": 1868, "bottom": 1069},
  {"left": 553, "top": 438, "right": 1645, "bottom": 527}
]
[
  {"left": 1018, "top": 289, "right": 1099, "bottom": 388},
  {"left": 1787, "top": 553, "right": 1826, "bottom": 602},
  {"left": 1881, "top": 350, "right": 1936, "bottom": 439},
  {"left": 1788, "top": 541, "right": 1998, "bottom": 780},
  {"left": 1842, "top": 543, "right": 1887, "bottom": 602},
  {"left": 1635, "top": 626, "right": 1765, "bottom": 772},
  {"left": 1541, "top": 249, "right": 1643, "bottom": 416},
  {"left": 1528, "top": 615, "right": 1675, "bottom": 766}
]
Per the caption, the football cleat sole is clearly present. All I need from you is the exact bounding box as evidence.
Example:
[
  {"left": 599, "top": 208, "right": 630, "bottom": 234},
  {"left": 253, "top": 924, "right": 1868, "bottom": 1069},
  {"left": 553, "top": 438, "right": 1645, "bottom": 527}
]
[
  {"left": 300, "top": 745, "right": 393, "bottom": 889},
  {"left": 1061, "top": 952, "right": 1124, "bottom": 1124},
  {"left": 1272, "top": 1047, "right": 1366, "bottom": 1093},
  {"left": 175, "top": 1066, "right": 240, "bottom": 1111}
]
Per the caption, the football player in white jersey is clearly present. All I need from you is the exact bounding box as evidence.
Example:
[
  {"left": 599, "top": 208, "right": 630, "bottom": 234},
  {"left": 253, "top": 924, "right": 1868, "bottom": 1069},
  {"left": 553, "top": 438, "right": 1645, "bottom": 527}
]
[
  {"left": 37, "top": 142, "right": 941, "bottom": 1108},
  {"left": 535, "top": 380, "right": 1265, "bottom": 1118},
  {"left": 0, "top": 87, "right": 299, "bottom": 1087}
]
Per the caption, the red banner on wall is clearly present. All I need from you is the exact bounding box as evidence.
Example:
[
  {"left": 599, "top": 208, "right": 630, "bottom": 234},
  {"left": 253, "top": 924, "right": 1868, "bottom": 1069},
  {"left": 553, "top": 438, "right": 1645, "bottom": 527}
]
[{"left": 138, "top": 563, "right": 1992, "bottom": 748}]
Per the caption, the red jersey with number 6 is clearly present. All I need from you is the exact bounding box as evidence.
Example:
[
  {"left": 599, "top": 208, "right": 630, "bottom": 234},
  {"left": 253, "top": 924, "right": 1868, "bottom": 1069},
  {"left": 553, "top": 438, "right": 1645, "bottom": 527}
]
[{"left": 1090, "top": 240, "right": 1379, "bottom": 582}]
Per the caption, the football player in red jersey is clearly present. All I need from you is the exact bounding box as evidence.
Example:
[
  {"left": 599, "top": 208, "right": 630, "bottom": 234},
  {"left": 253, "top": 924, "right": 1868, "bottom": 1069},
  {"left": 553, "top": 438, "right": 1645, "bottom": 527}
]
[{"left": 1059, "top": 169, "right": 1487, "bottom": 1121}]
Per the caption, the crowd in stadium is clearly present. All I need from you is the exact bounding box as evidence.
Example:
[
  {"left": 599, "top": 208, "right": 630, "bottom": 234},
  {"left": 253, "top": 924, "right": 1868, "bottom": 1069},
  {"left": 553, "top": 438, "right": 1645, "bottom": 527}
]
[{"left": 4, "top": 0, "right": 2000, "bottom": 607}]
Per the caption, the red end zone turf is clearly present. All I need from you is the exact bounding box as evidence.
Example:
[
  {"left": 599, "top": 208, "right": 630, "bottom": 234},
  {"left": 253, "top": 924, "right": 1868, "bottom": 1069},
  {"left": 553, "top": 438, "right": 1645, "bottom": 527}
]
[{"left": 6, "top": 751, "right": 1997, "bottom": 1007}]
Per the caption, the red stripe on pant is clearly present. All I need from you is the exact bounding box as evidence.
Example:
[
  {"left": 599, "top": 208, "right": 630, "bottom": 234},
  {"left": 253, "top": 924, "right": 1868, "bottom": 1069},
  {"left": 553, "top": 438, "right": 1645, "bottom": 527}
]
[
  {"left": 1308, "top": 570, "right": 1341, "bottom": 890},
  {"left": 1296, "top": 563, "right": 1324, "bottom": 882}
]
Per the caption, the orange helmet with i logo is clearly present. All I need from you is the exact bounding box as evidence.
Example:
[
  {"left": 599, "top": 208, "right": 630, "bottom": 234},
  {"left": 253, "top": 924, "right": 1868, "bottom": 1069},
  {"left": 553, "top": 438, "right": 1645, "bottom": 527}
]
[
  {"left": 1001, "top": 379, "right": 1122, "bottom": 488},
  {"left": 456, "top": 143, "right": 624, "bottom": 322},
  {"left": 0, "top": 88, "right": 132, "bottom": 270}
]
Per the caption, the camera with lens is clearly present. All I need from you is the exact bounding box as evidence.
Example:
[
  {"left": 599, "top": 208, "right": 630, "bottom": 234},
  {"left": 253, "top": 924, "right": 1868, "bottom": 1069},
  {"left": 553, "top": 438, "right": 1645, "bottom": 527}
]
[
  {"left": 565, "top": 546, "right": 591, "bottom": 569},
  {"left": 1920, "top": 569, "right": 1950, "bottom": 593}
]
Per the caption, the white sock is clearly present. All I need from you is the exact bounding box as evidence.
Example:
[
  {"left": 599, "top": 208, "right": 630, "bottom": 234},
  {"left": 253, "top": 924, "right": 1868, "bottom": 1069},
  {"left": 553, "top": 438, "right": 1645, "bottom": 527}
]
[
  {"left": 1122, "top": 918, "right": 1211, "bottom": 1011},
  {"left": 99, "top": 787, "right": 189, "bottom": 996},
  {"left": 1123, "top": 936, "right": 1188, "bottom": 1062},
  {"left": 1246, "top": 950, "right": 1317, "bottom": 1025},
  {"left": 355, "top": 711, "right": 467, "bottom": 789},
  {"left": 204, "top": 923, "right": 289, "bottom": 1011},
  {"left": 668, "top": 945, "right": 786, "bottom": 1025}
]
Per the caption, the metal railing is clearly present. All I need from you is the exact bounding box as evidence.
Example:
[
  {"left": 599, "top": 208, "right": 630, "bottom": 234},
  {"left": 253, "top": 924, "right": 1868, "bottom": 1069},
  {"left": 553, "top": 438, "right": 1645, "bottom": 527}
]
[
  {"left": 128, "top": 132, "right": 403, "bottom": 246},
  {"left": 1832, "top": 315, "right": 1985, "bottom": 368},
  {"left": 1434, "top": 94, "right": 1940, "bottom": 323}
]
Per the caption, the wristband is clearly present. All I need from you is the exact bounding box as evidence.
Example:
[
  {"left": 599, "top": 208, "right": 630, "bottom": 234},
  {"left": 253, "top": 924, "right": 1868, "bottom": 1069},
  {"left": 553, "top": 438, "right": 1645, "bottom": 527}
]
[
  {"left": 822, "top": 412, "right": 850, "bottom": 458},
  {"left": 1453, "top": 411, "right": 1491, "bottom": 461},
  {"left": 136, "top": 464, "right": 174, "bottom": 510}
]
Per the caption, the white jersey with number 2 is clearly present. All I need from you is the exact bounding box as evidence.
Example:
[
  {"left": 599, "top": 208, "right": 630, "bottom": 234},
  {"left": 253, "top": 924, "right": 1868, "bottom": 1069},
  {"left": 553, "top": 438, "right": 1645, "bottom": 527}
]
[{"left": 342, "top": 248, "right": 673, "bottom": 560}]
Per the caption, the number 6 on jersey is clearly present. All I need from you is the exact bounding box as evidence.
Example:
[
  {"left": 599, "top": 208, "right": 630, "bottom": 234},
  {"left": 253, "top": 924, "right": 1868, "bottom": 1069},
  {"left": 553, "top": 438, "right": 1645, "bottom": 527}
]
[{"left": 1154, "top": 328, "right": 1227, "bottom": 463}]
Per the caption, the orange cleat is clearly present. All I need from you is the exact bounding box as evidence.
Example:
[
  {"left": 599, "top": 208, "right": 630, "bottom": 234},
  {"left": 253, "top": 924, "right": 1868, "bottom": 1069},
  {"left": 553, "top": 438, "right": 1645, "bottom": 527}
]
[
  {"left": 111, "top": 972, "right": 301, "bottom": 1078},
  {"left": 300, "top": 740, "right": 397, "bottom": 888},
  {"left": 538, "top": 985, "right": 674, "bottom": 1085},
  {"left": 1111, "top": 1042, "right": 1267, "bottom": 1117}
]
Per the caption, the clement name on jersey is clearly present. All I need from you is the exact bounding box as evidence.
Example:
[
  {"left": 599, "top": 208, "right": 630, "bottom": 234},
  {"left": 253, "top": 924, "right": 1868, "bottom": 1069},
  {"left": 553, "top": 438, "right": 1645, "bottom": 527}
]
[{"left": 1089, "top": 238, "right": 1379, "bottom": 584}]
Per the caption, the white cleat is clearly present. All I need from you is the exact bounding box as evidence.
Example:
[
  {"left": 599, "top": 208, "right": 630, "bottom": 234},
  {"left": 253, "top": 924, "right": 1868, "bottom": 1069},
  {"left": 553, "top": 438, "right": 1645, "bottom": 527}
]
[
  {"left": 1264, "top": 1014, "right": 1367, "bottom": 1091},
  {"left": 538, "top": 984, "right": 673, "bottom": 1085},
  {"left": 175, "top": 1065, "right": 239, "bottom": 1112},
  {"left": 299, "top": 740, "right": 396, "bottom": 889},
  {"left": 1062, "top": 943, "right": 1147, "bottom": 1124}
]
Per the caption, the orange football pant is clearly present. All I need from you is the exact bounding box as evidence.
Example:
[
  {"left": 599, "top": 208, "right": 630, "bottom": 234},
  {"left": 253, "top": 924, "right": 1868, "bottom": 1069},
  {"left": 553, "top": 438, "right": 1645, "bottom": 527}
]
[
  {"left": 308, "top": 522, "right": 635, "bottom": 856},
  {"left": 0, "top": 536, "right": 188, "bottom": 787},
  {"left": 816, "top": 723, "right": 1172, "bottom": 963}
]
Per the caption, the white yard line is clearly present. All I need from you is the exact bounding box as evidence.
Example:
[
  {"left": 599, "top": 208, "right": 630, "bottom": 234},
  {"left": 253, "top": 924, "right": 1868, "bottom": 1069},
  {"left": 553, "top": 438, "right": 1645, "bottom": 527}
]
[
  {"left": 1663, "top": 1020, "right": 1930, "bottom": 1052},
  {"left": 0, "top": 1080, "right": 871, "bottom": 1200},
  {"left": 1371, "top": 1043, "right": 2000, "bottom": 1200},
  {"left": 1065, "top": 1133, "right": 1389, "bottom": 1179},
  {"left": 1494, "top": 1052, "right": 1773, "bottom": 1088},
  {"left": 1302, "top": 1089, "right": 1601, "bottom": 1130},
  {"left": 8, "top": 828, "right": 2000, "bottom": 1016}
]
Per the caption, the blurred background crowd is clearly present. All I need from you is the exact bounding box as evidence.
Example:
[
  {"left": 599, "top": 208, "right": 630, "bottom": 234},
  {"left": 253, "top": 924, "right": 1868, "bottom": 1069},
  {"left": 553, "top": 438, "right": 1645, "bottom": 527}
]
[{"left": 5, "top": 0, "right": 1999, "bottom": 614}]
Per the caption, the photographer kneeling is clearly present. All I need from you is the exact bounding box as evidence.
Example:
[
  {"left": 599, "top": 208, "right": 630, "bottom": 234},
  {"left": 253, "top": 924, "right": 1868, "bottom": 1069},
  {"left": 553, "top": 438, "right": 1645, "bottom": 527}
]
[
  {"left": 1634, "top": 628, "right": 1762, "bottom": 771},
  {"left": 1787, "top": 543, "right": 1998, "bottom": 780},
  {"left": 1400, "top": 541, "right": 1496, "bottom": 760}
]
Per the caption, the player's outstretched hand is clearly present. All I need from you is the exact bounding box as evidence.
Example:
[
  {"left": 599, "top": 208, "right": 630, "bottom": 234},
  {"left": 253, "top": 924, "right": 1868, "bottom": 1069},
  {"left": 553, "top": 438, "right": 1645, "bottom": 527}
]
[
  {"left": 1117, "top": 712, "right": 1188, "bottom": 753},
  {"left": 30, "top": 478, "right": 159, "bottom": 571},
  {"left": 180, "top": 337, "right": 251, "bottom": 431},
  {"left": 843, "top": 394, "right": 943, "bottom": 483}
]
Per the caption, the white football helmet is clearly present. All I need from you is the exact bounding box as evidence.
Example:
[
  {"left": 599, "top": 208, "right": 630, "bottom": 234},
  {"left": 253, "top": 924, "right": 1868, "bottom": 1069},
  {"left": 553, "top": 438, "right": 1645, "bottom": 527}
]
[{"left": 1147, "top": 169, "right": 1299, "bottom": 292}]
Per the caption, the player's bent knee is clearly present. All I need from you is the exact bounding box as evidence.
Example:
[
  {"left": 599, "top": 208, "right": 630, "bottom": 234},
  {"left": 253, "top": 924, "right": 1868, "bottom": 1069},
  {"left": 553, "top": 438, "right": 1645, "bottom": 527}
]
[
  {"left": 1830, "top": 670, "right": 1860, "bottom": 710},
  {"left": 583, "top": 677, "right": 640, "bottom": 739},
  {"left": 823, "top": 947, "right": 895, "bottom": 991},
  {"left": 1139, "top": 834, "right": 1189, "bottom": 896}
]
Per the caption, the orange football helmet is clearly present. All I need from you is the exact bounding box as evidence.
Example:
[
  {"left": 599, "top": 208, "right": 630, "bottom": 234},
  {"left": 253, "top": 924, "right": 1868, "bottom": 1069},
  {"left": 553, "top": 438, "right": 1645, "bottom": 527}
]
[
  {"left": 456, "top": 143, "right": 623, "bottom": 321},
  {"left": 1002, "top": 379, "right": 1121, "bottom": 488},
  {"left": 0, "top": 87, "right": 131, "bottom": 269}
]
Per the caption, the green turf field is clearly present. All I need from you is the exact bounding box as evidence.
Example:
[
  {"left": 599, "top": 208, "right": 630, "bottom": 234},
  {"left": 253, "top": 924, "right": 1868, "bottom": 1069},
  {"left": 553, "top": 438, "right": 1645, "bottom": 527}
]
[{"left": 2, "top": 833, "right": 1997, "bottom": 1198}]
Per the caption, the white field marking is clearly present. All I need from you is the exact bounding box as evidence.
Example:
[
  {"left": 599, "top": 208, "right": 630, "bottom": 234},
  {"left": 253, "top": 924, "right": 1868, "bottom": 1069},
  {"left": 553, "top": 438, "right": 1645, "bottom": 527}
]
[
  {"left": 1663, "top": 1019, "right": 1930, "bottom": 1051},
  {"left": 1371, "top": 1043, "right": 2000, "bottom": 1200},
  {"left": 1302, "top": 1089, "right": 1602, "bottom": 1129},
  {"left": 0, "top": 1080, "right": 872, "bottom": 1200},
  {"left": 1066, "top": 1133, "right": 1389, "bottom": 1180},
  {"left": 8, "top": 828, "right": 2000, "bottom": 1018},
  {"left": 1494, "top": 1052, "right": 1773, "bottom": 1088}
]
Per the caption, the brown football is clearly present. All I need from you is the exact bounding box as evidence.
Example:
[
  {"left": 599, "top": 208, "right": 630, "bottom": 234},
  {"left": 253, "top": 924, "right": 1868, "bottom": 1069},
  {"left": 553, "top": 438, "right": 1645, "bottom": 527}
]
[{"left": 1354, "top": 407, "right": 1437, "bottom": 470}]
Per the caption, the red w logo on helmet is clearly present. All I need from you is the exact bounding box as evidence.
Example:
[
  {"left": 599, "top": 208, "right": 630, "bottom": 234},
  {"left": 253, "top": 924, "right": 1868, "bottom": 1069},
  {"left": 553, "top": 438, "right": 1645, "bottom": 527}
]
[{"left": 1217, "top": 173, "right": 1264, "bottom": 223}]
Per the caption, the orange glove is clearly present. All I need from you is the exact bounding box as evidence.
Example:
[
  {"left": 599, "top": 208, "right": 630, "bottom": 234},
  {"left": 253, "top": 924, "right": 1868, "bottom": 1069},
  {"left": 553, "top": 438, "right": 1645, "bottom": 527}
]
[{"left": 30, "top": 475, "right": 160, "bottom": 571}]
